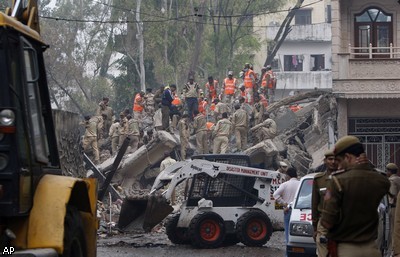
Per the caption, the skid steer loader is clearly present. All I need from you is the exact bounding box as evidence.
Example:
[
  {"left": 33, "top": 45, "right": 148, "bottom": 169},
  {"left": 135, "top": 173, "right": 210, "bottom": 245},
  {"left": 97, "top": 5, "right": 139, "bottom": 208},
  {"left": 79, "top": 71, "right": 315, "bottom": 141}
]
[{"left": 118, "top": 155, "right": 287, "bottom": 249}]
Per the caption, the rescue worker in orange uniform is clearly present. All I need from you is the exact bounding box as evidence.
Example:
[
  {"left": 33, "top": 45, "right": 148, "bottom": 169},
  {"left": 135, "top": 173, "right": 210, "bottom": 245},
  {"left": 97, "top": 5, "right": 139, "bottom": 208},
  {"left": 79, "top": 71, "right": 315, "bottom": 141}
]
[
  {"left": 243, "top": 63, "right": 256, "bottom": 104},
  {"left": 170, "top": 92, "right": 182, "bottom": 131},
  {"left": 198, "top": 97, "right": 208, "bottom": 116},
  {"left": 205, "top": 76, "right": 218, "bottom": 102},
  {"left": 223, "top": 71, "right": 237, "bottom": 104},
  {"left": 133, "top": 91, "right": 145, "bottom": 120}
]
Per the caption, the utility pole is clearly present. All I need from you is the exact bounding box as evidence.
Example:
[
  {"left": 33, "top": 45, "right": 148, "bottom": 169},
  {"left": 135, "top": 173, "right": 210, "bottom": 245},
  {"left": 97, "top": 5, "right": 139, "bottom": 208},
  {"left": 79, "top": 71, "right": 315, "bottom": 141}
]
[{"left": 136, "top": 0, "right": 145, "bottom": 91}]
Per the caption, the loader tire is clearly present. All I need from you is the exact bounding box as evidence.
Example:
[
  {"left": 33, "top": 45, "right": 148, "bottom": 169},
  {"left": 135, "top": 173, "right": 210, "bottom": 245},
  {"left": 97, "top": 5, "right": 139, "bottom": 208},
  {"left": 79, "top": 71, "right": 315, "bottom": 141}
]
[
  {"left": 188, "top": 212, "right": 225, "bottom": 249},
  {"left": 236, "top": 209, "right": 272, "bottom": 247},
  {"left": 165, "top": 213, "right": 190, "bottom": 244},
  {"left": 62, "top": 206, "right": 87, "bottom": 257}
]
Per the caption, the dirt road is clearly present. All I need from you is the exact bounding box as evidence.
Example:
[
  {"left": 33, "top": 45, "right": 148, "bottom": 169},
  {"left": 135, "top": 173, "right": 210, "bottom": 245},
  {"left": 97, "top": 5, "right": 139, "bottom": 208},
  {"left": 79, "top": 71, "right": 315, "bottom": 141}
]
[{"left": 97, "top": 230, "right": 286, "bottom": 257}]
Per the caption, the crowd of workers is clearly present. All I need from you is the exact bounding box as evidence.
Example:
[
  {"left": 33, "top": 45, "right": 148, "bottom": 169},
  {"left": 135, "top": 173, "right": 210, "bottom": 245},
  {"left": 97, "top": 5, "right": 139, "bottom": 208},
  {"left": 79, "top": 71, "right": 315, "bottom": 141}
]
[
  {"left": 81, "top": 63, "right": 282, "bottom": 163},
  {"left": 79, "top": 61, "right": 400, "bottom": 257}
]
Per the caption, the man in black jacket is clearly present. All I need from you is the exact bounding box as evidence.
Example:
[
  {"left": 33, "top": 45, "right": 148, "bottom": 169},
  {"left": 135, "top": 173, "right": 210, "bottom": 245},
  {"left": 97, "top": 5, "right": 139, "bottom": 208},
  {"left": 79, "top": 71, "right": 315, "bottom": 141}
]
[{"left": 161, "top": 84, "right": 176, "bottom": 131}]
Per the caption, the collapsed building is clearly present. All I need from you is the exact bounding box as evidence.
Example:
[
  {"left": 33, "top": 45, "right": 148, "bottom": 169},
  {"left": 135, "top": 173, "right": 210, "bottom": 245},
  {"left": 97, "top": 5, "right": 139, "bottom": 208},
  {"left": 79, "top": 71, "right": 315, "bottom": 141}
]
[{"left": 55, "top": 90, "right": 337, "bottom": 232}]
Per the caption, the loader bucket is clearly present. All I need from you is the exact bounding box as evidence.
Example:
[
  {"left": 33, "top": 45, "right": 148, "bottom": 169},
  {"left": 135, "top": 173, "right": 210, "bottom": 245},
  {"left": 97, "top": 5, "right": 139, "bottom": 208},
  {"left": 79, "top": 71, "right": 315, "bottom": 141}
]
[
  {"left": 143, "top": 194, "right": 174, "bottom": 232},
  {"left": 117, "top": 194, "right": 173, "bottom": 232}
]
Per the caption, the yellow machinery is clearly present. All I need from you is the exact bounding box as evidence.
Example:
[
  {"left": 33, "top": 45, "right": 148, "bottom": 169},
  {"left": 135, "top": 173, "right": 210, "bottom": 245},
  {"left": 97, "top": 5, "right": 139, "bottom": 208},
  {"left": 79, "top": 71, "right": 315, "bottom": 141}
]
[{"left": 0, "top": 1, "right": 97, "bottom": 256}]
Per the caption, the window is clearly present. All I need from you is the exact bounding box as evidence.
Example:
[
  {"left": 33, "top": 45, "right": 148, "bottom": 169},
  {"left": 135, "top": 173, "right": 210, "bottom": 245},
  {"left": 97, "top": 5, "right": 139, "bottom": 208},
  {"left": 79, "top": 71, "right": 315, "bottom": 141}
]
[
  {"left": 294, "top": 179, "right": 313, "bottom": 209},
  {"left": 326, "top": 5, "right": 332, "bottom": 23},
  {"left": 22, "top": 38, "right": 49, "bottom": 164},
  {"left": 284, "top": 55, "right": 303, "bottom": 71},
  {"left": 311, "top": 55, "right": 325, "bottom": 71},
  {"left": 354, "top": 7, "right": 393, "bottom": 58},
  {"left": 295, "top": 9, "right": 312, "bottom": 25}
]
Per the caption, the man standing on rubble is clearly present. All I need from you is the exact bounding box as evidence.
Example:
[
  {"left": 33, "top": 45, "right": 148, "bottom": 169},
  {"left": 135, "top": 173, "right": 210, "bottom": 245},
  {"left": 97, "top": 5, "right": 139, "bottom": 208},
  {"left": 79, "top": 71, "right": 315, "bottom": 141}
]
[
  {"left": 133, "top": 91, "right": 145, "bottom": 120},
  {"left": 126, "top": 114, "right": 140, "bottom": 153},
  {"left": 183, "top": 75, "right": 200, "bottom": 121},
  {"left": 193, "top": 110, "right": 208, "bottom": 154},
  {"left": 82, "top": 115, "right": 100, "bottom": 165},
  {"left": 108, "top": 119, "right": 120, "bottom": 156},
  {"left": 311, "top": 149, "right": 337, "bottom": 257},
  {"left": 253, "top": 94, "right": 265, "bottom": 125},
  {"left": 161, "top": 84, "right": 177, "bottom": 132},
  {"left": 231, "top": 103, "right": 248, "bottom": 152},
  {"left": 212, "top": 112, "right": 232, "bottom": 154},
  {"left": 243, "top": 63, "right": 256, "bottom": 104},
  {"left": 223, "top": 71, "right": 237, "bottom": 104},
  {"left": 205, "top": 76, "right": 218, "bottom": 102},
  {"left": 144, "top": 88, "right": 156, "bottom": 117},
  {"left": 118, "top": 112, "right": 128, "bottom": 148},
  {"left": 178, "top": 114, "right": 190, "bottom": 160}
]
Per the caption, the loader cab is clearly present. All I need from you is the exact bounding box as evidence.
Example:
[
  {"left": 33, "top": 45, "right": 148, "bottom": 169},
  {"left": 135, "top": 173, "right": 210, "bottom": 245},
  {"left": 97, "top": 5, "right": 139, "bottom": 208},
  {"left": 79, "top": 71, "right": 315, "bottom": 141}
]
[
  {"left": 188, "top": 154, "right": 258, "bottom": 207},
  {"left": 0, "top": 13, "right": 60, "bottom": 217}
]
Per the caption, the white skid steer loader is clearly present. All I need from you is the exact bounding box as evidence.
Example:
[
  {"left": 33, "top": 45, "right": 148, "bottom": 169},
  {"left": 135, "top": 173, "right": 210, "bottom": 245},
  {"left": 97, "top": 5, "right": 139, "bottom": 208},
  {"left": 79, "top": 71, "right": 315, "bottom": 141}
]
[{"left": 118, "top": 157, "right": 286, "bottom": 249}]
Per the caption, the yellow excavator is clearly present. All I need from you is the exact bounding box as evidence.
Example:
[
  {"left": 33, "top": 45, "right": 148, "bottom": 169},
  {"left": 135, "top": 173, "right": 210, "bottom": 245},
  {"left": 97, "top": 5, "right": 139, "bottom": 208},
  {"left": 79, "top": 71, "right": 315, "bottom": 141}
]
[{"left": 0, "top": 1, "right": 97, "bottom": 256}]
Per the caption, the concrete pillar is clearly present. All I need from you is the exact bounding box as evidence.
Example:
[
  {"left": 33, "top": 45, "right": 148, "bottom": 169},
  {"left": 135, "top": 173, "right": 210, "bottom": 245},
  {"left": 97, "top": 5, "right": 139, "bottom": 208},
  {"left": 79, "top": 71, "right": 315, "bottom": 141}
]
[{"left": 337, "top": 98, "right": 348, "bottom": 138}]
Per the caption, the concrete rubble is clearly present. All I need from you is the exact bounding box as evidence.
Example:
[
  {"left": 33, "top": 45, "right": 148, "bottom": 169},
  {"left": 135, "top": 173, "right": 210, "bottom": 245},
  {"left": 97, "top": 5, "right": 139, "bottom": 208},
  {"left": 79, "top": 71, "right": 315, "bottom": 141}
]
[{"left": 88, "top": 90, "right": 337, "bottom": 236}]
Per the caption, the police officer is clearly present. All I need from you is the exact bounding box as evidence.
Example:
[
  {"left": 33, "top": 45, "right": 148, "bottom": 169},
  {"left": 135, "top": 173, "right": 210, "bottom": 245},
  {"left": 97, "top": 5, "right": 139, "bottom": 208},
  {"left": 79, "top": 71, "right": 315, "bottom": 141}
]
[
  {"left": 177, "top": 114, "right": 190, "bottom": 160},
  {"left": 108, "top": 119, "right": 120, "bottom": 155},
  {"left": 193, "top": 110, "right": 208, "bottom": 154},
  {"left": 394, "top": 191, "right": 400, "bottom": 257},
  {"left": 126, "top": 114, "right": 140, "bottom": 153},
  {"left": 311, "top": 149, "right": 337, "bottom": 257},
  {"left": 231, "top": 103, "right": 248, "bottom": 152},
  {"left": 386, "top": 163, "right": 400, "bottom": 254},
  {"left": 321, "top": 136, "right": 390, "bottom": 257},
  {"left": 212, "top": 112, "right": 232, "bottom": 154}
]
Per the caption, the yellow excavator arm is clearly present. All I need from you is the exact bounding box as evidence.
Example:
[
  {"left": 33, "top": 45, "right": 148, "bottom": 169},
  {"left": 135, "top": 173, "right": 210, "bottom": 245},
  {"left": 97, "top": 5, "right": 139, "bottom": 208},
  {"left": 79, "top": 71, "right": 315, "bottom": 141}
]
[{"left": 6, "top": 0, "right": 40, "bottom": 34}]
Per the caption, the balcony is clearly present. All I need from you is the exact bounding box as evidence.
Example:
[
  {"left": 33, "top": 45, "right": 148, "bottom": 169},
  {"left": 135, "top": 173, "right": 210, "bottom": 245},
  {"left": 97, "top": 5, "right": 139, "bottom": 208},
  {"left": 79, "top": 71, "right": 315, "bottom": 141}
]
[
  {"left": 337, "top": 44, "right": 400, "bottom": 81},
  {"left": 266, "top": 23, "right": 331, "bottom": 42},
  {"left": 334, "top": 44, "right": 400, "bottom": 98}
]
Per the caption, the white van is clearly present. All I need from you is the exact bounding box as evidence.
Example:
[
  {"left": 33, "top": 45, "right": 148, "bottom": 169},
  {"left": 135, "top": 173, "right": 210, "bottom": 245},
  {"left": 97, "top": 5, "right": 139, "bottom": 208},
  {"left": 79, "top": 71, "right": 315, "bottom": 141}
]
[
  {"left": 286, "top": 172, "right": 391, "bottom": 257},
  {"left": 286, "top": 173, "right": 316, "bottom": 257}
]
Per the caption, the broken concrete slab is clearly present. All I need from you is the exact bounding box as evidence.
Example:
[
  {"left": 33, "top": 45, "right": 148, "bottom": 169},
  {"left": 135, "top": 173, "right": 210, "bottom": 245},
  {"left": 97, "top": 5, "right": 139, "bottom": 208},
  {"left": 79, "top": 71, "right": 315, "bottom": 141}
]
[{"left": 98, "top": 131, "right": 179, "bottom": 191}]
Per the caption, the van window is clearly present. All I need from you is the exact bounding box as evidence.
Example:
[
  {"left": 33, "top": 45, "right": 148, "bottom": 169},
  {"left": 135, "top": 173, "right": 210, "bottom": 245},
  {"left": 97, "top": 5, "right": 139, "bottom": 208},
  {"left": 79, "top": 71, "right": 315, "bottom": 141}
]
[{"left": 294, "top": 178, "right": 313, "bottom": 209}]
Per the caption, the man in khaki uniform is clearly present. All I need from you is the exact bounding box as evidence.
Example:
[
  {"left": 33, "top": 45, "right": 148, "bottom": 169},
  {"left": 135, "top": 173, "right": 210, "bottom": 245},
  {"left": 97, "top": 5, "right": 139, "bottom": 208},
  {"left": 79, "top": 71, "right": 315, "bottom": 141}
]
[
  {"left": 144, "top": 88, "right": 156, "bottom": 116},
  {"left": 311, "top": 149, "right": 337, "bottom": 257},
  {"left": 253, "top": 94, "right": 265, "bottom": 125},
  {"left": 321, "top": 136, "right": 390, "bottom": 257},
  {"left": 178, "top": 114, "right": 190, "bottom": 160},
  {"left": 394, "top": 192, "right": 400, "bottom": 257},
  {"left": 214, "top": 99, "right": 230, "bottom": 121},
  {"left": 193, "top": 110, "right": 208, "bottom": 154},
  {"left": 118, "top": 112, "right": 128, "bottom": 147},
  {"left": 82, "top": 115, "right": 100, "bottom": 164},
  {"left": 126, "top": 114, "right": 140, "bottom": 153},
  {"left": 212, "top": 112, "right": 232, "bottom": 154},
  {"left": 108, "top": 119, "right": 120, "bottom": 156},
  {"left": 231, "top": 103, "right": 248, "bottom": 152},
  {"left": 386, "top": 163, "right": 400, "bottom": 254},
  {"left": 249, "top": 113, "right": 277, "bottom": 143}
]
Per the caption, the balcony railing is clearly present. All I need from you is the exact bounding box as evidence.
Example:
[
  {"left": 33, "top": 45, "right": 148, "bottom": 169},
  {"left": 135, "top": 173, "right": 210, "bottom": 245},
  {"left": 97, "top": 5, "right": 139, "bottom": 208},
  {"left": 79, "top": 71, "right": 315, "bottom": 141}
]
[{"left": 349, "top": 43, "right": 400, "bottom": 59}]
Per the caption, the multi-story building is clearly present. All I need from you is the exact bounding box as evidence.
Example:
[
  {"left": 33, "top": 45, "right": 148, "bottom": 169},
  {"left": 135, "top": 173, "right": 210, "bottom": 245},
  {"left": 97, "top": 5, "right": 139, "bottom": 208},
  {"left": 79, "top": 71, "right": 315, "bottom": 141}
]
[
  {"left": 253, "top": 0, "right": 332, "bottom": 99},
  {"left": 332, "top": 0, "right": 400, "bottom": 169}
]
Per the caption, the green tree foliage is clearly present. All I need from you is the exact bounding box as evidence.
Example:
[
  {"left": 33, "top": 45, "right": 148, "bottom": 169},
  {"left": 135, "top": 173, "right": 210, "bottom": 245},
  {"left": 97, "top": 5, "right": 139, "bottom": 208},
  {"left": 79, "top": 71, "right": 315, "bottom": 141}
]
[{"left": 39, "top": 0, "right": 288, "bottom": 115}]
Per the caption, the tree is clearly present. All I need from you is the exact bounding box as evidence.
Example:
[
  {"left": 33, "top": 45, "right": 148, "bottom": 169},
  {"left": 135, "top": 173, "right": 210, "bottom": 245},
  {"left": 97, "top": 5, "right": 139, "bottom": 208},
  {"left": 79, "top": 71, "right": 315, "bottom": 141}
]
[{"left": 264, "top": 0, "right": 304, "bottom": 67}]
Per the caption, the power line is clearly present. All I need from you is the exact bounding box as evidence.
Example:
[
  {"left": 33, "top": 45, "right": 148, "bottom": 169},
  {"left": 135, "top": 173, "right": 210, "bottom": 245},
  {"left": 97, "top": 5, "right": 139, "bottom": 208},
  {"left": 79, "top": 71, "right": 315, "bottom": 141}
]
[{"left": 40, "top": 0, "right": 324, "bottom": 28}]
